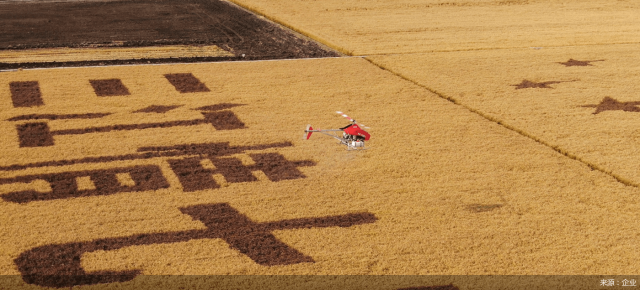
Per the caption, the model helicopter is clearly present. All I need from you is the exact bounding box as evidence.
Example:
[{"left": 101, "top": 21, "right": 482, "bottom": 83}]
[{"left": 304, "top": 111, "right": 371, "bottom": 150}]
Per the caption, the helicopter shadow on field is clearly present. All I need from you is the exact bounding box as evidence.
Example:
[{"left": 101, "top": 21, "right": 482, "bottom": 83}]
[
  {"left": 320, "top": 149, "right": 359, "bottom": 173},
  {"left": 463, "top": 191, "right": 508, "bottom": 213}
]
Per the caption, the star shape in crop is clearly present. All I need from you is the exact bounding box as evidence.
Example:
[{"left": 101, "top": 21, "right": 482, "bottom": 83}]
[
  {"left": 512, "top": 79, "right": 564, "bottom": 89},
  {"left": 581, "top": 97, "right": 640, "bottom": 114},
  {"left": 558, "top": 59, "right": 605, "bottom": 67}
]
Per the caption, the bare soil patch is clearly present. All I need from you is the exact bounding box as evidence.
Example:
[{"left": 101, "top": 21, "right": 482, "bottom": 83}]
[{"left": 0, "top": 0, "right": 339, "bottom": 69}]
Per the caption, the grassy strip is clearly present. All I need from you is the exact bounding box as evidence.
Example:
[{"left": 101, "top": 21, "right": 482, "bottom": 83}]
[{"left": 0, "top": 46, "right": 234, "bottom": 64}]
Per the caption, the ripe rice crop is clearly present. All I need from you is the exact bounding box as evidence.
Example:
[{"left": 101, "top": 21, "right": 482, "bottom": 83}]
[
  {"left": 1, "top": 57, "right": 639, "bottom": 289},
  {"left": 228, "top": 0, "right": 640, "bottom": 55},
  {"left": 367, "top": 43, "right": 640, "bottom": 188}
]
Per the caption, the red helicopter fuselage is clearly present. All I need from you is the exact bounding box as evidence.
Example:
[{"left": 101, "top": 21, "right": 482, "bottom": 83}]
[
  {"left": 342, "top": 124, "right": 370, "bottom": 141},
  {"left": 304, "top": 111, "right": 370, "bottom": 150}
]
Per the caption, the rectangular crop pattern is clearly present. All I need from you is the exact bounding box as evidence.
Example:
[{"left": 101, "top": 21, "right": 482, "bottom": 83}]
[
  {"left": 10, "top": 81, "right": 43, "bottom": 107},
  {"left": 164, "top": 73, "right": 210, "bottom": 93}
]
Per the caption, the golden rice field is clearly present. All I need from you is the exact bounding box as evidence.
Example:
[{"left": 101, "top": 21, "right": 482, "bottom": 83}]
[
  {"left": 2, "top": 56, "right": 640, "bottom": 289},
  {"left": 367, "top": 43, "right": 640, "bottom": 188},
  {"left": 3, "top": 0, "right": 640, "bottom": 289},
  {"left": 228, "top": 0, "right": 640, "bottom": 55}
]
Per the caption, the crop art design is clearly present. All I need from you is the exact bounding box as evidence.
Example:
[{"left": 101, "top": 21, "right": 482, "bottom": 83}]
[
  {"left": 511, "top": 60, "right": 640, "bottom": 116},
  {"left": 1, "top": 73, "right": 313, "bottom": 198},
  {"left": 0, "top": 141, "right": 318, "bottom": 203},
  {"left": 17, "top": 203, "right": 377, "bottom": 288},
  {"left": 9, "top": 81, "right": 43, "bottom": 107},
  {"left": 9, "top": 75, "right": 245, "bottom": 147},
  {"left": 581, "top": 97, "right": 640, "bottom": 115},
  {"left": 164, "top": 73, "right": 211, "bottom": 93},
  {"left": 558, "top": 59, "right": 605, "bottom": 67},
  {"left": 1, "top": 71, "right": 378, "bottom": 288},
  {"left": 89, "top": 79, "right": 131, "bottom": 97},
  {"left": 13, "top": 107, "right": 245, "bottom": 148},
  {"left": 511, "top": 79, "right": 575, "bottom": 90}
]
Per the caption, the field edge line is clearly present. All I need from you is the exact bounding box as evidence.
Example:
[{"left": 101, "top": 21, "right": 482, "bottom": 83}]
[
  {"left": 223, "top": 0, "right": 352, "bottom": 56},
  {"left": 363, "top": 56, "right": 640, "bottom": 189}
]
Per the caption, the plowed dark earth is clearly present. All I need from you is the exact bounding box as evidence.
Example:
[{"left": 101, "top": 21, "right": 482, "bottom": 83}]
[{"left": 0, "top": 0, "right": 339, "bottom": 69}]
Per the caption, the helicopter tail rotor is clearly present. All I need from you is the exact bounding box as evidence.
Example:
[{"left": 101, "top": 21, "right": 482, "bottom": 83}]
[{"left": 304, "top": 124, "right": 314, "bottom": 140}]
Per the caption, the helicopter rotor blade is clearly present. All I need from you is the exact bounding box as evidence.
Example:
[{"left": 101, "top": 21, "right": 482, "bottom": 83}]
[
  {"left": 336, "top": 111, "right": 354, "bottom": 122},
  {"left": 336, "top": 111, "right": 370, "bottom": 129}
]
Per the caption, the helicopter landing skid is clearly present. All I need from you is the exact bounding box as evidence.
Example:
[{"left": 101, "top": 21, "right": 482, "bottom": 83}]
[{"left": 339, "top": 140, "right": 367, "bottom": 151}]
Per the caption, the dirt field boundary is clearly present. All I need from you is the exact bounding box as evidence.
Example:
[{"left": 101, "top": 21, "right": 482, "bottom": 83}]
[{"left": 225, "top": 0, "right": 352, "bottom": 56}]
